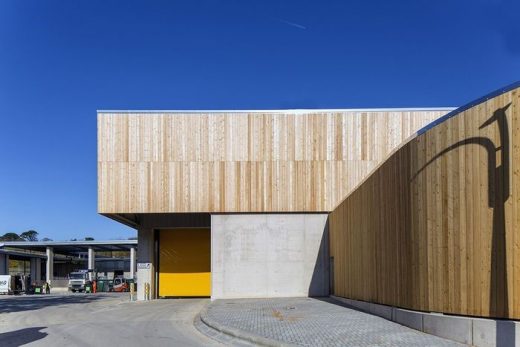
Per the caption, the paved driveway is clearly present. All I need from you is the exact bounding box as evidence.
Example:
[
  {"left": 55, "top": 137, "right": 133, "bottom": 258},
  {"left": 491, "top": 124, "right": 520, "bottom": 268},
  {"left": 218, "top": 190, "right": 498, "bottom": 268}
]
[
  {"left": 0, "top": 293, "right": 221, "bottom": 347},
  {"left": 202, "top": 297, "right": 466, "bottom": 346}
]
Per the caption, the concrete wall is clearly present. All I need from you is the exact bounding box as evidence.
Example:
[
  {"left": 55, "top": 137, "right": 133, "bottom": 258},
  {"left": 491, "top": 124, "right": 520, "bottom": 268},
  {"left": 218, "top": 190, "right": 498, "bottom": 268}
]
[
  {"left": 211, "top": 214, "right": 329, "bottom": 299},
  {"left": 136, "top": 228, "right": 155, "bottom": 301}
]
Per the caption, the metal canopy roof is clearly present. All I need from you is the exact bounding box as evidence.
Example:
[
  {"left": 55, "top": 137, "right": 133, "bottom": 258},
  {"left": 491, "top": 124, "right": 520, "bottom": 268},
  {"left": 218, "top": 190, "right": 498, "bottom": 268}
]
[
  {"left": 0, "top": 248, "right": 48, "bottom": 259},
  {"left": 0, "top": 240, "right": 137, "bottom": 255}
]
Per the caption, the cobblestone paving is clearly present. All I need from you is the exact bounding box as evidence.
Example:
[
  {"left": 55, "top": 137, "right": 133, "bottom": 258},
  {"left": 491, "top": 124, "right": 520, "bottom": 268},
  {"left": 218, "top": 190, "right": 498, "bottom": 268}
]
[{"left": 204, "top": 297, "right": 465, "bottom": 347}]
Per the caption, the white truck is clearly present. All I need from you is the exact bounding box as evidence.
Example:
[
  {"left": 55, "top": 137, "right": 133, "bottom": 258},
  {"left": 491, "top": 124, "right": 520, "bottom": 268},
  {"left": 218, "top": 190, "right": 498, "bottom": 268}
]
[
  {"left": 68, "top": 271, "right": 89, "bottom": 292},
  {"left": 0, "top": 275, "right": 12, "bottom": 294}
]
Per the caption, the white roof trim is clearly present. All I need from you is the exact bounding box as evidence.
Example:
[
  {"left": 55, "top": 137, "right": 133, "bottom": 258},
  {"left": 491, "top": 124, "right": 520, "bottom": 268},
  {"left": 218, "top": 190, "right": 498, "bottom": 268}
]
[{"left": 97, "top": 108, "right": 456, "bottom": 114}]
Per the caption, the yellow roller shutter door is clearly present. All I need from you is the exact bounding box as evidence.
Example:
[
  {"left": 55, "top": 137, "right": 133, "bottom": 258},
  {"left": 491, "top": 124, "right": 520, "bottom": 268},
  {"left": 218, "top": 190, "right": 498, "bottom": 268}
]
[{"left": 158, "top": 228, "right": 211, "bottom": 297}]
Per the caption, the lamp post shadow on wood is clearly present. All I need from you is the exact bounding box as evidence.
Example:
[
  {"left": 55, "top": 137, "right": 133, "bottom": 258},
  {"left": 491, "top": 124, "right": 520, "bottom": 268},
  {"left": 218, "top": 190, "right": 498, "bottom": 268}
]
[{"left": 413, "top": 103, "right": 511, "bottom": 319}]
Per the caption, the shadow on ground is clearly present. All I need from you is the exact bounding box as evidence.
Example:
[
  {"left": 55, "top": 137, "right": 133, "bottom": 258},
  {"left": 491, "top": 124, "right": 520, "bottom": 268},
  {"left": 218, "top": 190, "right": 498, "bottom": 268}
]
[
  {"left": 0, "top": 327, "right": 47, "bottom": 346},
  {"left": 0, "top": 294, "right": 110, "bottom": 314},
  {"left": 313, "top": 296, "right": 359, "bottom": 310}
]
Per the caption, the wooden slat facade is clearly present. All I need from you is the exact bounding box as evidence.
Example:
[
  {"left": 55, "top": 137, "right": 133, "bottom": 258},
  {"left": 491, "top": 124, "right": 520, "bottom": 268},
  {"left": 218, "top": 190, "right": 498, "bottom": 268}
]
[
  {"left": 98, "top": 110, "right": 447, "bottom": 213},
  {"left": 329, "top": 86, "right": 520, "bottom": 319}
]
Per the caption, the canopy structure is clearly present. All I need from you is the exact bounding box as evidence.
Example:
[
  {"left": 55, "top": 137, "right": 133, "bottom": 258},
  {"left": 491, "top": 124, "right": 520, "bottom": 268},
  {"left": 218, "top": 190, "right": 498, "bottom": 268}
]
[
  {"left": 0, "top": 240, "right": 137, "bottom": 255},
  {"left": 0, "top": 240, "right": 138, "bottom": 282}
]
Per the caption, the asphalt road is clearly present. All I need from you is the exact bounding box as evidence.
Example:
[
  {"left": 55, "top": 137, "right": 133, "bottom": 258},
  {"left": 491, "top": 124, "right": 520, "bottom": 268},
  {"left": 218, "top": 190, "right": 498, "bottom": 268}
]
[{"left": 0, "top": 293, "right": 221, "bottom": 346}]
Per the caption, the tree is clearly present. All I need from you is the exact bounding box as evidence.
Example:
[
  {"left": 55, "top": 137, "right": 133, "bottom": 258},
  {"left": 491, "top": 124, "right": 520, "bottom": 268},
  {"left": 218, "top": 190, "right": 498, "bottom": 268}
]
[
  {"left": 0, "top": 232, "right": 23, "bottom": 241},
  {"left": 41, "top": 237, "right": 53, "bottom": 241},
  {"left": 84, "top": 237, "right": 94, "bottom": 241},
  {"left": 20, "top": 230, "right": 38, "bottom": 241}
]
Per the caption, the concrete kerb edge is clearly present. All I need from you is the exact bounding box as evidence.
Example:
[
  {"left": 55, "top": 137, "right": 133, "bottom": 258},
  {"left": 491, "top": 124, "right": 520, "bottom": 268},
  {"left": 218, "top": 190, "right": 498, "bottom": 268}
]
[
  {"left": 193, "top": 313, "right": 236, "bottom": 345},
  {"left": 198, "top": 305, "right": 296, "bottom": 347}
]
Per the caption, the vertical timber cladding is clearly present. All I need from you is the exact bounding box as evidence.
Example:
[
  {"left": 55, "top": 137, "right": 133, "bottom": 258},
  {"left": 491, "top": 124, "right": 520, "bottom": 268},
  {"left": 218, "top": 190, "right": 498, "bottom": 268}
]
[
  {"left": 97, "top": 110, "right": 451, "bottom": 214},
  {"left": 158, "top": 228, "right": 211, "bottom": 297},
  {"left": 329, "top": 85, "right": 520, "bottom": 319}
]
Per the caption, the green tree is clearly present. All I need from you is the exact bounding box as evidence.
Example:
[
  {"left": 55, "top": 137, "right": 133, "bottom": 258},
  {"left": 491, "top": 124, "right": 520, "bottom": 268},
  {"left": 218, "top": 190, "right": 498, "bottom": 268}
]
[
  {"left": 41, "top": 237, "right": 53, "bottom": 241},
  {"left": 0, "top": 232, "right": 23, "bottom": 241},
  {"left": 20, "top": 230, "right": 38, "bottom": 241},
  {"left": 84, "top": 237, "right": 94, "bottom": 241}
]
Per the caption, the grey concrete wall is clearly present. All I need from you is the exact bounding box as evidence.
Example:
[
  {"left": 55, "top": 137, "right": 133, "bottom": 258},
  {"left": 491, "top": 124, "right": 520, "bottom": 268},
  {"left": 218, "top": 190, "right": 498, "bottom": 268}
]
[
  {"left": 211, "top": 214, "right": 329, "bottom": 299},
  {"left": 136, "top": 228, "right": 155, "bottom": 301}
]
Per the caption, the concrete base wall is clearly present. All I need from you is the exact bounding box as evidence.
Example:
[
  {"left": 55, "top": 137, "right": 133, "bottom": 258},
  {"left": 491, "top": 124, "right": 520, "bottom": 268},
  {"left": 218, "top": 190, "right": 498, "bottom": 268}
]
[
  {"left": 331, "top": 296, "right": 520, "bottom": 347},
  {"left": 211, "top": 214, "right": 329, "bottom": 300}
]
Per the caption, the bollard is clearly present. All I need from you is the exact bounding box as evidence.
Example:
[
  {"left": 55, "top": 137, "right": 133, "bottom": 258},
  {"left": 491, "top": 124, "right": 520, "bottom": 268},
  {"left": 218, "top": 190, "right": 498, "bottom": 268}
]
[{"left": 144, "top": 282, "right": 150, "bottom": 301}]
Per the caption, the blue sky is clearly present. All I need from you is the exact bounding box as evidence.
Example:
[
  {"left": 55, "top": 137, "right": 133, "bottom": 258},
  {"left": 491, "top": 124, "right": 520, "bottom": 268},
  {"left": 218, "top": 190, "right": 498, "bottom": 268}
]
[{"left": 0, "top": 0, "right": 518, "bottom": 241}]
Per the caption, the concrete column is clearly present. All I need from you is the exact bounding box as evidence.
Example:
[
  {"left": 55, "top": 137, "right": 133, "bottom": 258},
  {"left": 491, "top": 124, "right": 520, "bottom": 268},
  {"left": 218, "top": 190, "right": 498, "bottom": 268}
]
[
  {"left": 137, "top": 228, "right": 155, "bottom": 301},
  {"left": 0, "top": 254, "right": 9, "bottom": 275},
  {"left": 30, "top": 257, "right": 42, "bottom": 282},
  {"left": 88, "top": 247, "right": 95, "bottom": 281},
  {"left": 130, "top": 247, "right": 136, "bottom": 279},
  {"left": 46, "top": 247, "right": 54, "bottom": 284}
]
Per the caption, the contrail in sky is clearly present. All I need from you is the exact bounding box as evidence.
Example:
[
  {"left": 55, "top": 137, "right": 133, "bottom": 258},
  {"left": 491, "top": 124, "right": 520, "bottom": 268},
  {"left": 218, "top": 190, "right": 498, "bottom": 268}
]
[{"left": 274, "top": 17, "right": 307, "bottom": 30}]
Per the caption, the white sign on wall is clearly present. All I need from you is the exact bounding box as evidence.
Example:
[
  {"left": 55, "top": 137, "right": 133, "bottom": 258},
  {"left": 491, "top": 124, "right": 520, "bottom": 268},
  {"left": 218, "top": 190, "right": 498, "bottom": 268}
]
[{"left": 137, "top": 263, "right": 151, "bottom": 270}]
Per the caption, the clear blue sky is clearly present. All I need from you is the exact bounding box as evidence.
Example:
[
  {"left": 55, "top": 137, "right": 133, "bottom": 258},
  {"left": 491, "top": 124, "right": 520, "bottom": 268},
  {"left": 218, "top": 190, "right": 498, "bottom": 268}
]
[{"left": 0, "top": 0, "right": 518, "bottom": 241}]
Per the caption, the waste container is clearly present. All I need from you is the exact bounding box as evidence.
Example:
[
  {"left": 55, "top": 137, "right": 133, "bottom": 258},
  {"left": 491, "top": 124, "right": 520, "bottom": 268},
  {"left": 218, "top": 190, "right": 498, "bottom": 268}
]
[
  {"left": 97, "top": 279, "right": 111, "bottom": 292},
  {"left": 97, "top": 280, "right": 105, "bottom": 292}
]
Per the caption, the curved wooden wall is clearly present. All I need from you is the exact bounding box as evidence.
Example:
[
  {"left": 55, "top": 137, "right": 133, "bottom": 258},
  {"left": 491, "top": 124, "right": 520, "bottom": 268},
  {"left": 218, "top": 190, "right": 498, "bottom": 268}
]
[
  {"left": 98, "top": 109, "right": 447, "bottom": 213},
  {"left": 329, "top": 84, "right": 520, "bottom": 319}
]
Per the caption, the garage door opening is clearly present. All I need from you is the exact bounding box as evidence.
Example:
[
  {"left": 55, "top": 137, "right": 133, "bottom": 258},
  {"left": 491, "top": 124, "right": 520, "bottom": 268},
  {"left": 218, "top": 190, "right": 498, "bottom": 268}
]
[{"left": 158, "top": 228, "right": 210, "bottom": 297}]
